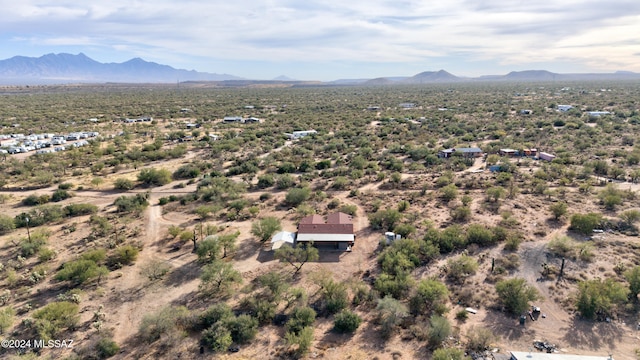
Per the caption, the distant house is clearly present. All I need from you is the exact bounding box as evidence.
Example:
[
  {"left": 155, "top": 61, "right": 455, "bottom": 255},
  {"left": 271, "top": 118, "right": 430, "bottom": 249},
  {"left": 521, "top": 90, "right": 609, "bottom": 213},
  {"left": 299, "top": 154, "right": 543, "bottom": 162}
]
[
  {"left": 367, "top": 106, "right": 381, "bottom": 111},
  {"left": 438, "top": 147, "right": 483, "bottom": 158},
  {"left": 285, "top": 130, "right": 317, "bottom": 140},
  {"left": 499, "top": 148, "right": 518, "bottom": 157},
  {"left": 207, "top": 133, "right": 220, "bottom": 141},
  {"left": 538, "top": 152, "right": 556, "bottom": 161},
  {"left": 520, "top": 109, "right": 533, "bottom": 115},
  {"left": 509, "top": 351, "right": 613, "bottom": 360},
  {"left": 399, "top": 103, "right": 416, "bottom": 109},
  {"left": 297, "top": 212, "right": 355, "bottom": 251},
  {"left": 185, "top": 123, "right": 200, "bottom": 129},
  {"left": 587, "top": 111, "right": 611, "bottom": 117},
  {"left": 522, "top": 148, "right": 537, "bottom": 157},
  {"left": 244, "top": 117, "right": 261, "bottom": 123},
  {"left": 223, "top": 116, "right": 243, "bottom": 123},
  {"left": 244, "top": 105, "right": 255, "bottom": 109},
  {"left": 557, "top": 105, "right": 573, "bottom": 112}
]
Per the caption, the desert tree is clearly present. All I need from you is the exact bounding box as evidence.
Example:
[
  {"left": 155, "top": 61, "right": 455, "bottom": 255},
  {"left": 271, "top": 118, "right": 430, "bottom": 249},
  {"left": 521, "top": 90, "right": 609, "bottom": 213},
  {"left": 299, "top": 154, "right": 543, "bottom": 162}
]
[
  {"left": 199, "top": 260, "right": 242, "bottom": 296},
  {"left": 251, "top": 216, "right": 282, "bottom": 242},
  {"left": 274, "top": 243, "right": 319, "bottom": 275},
  {"left": 495, "top": 278, "right": 540, "bottom": 315}
]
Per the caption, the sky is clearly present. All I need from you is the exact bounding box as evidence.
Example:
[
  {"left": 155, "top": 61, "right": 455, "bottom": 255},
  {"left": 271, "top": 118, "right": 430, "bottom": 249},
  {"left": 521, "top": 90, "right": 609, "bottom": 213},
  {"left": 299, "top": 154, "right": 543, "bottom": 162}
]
[{"left": 1, "top": 0, "right": 639, "bottom": 81}]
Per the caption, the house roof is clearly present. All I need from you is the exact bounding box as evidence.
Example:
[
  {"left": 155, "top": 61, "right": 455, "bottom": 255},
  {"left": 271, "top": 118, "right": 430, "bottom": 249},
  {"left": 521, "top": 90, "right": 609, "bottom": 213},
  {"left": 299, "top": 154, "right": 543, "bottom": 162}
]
[
  {"left": 441, "top": 147, "right": 482, "bottom": 153},
  {"left": 510, "top": 351, "right": 612, "bottom": 360},
  {"left": 299, "top": 214, "right": 324, "bottom": 225},
  {"left": 298, "top": 212, "right": 354, "bottom": 236},
  {"left": 326, "top": 212, "right": 352, "bottom": 225}
]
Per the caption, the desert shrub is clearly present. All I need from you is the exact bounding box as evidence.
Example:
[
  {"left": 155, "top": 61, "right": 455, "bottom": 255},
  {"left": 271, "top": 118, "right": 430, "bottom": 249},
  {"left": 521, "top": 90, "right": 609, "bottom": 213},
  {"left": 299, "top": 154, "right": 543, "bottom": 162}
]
[
  {"left": 319, "top": 279, "right": 349, "bottom": 314},
  {"left": 202, "top": 322, "right": 232, "bottom": 352},
  {"left": 495, "top": 278, "right": 539, "bottom": 314},
  {"left": 446, "top": 255, "right": 478, "bottom": 283},
  {"left": 22, "top": 194, "right": 50, "bottom": 206},
  {"left": 409, "top": 278, "right": 449, "bottom": 315},
  {"left": 138, "top": 306, "right": 190, "bottom": 343},
  {"left": 547, "top": 236, "right": 574, "bottom": 258},
  {"left": 451, "top": 206, "right": 471, "bottom": 222},
  {"left": 51, "top": 189, "right": 72, "bottom": 202},
  {"left": 285, "top": 187, "right": 311, "bottom": 206},
  {"left": 333, "top": 310, "right": 362, "bottom": 333},
  {"left": 113, "top": 178, "right": 135, "bottom": 190},
  {"left": 200, "top": 303, "right": 234, "bottom": 329},
  {"left": 369, "top": 208, "right": 402, "bottom": 231},
  {"left": 173, "top": 164, "right": 201, "bottom": 179},
  {"left": 439, "top": 184, "right": 458, "bottom": 202},
  {"left": 393, "top": 223, "right": 416, "bottom": 238},
  {"left": 108, "top": 245, "right": 139, "bottom": 268},
  {"left": 0, "top": 214, "right": 15, "bottom": 234},
  {"left": 276, "top": 174, "right": 295, "bottom": 189},
  {"left": 624, "top": 266, "right": 640, "bottom": 301},
  {"left": 38, "top": 247, "right": 57, "bottom": 262},
  {"left": 376, "top": 295, "right": 408, "bottom": 339},
  {"left": 95, "top": 337, "right": 120, "bottom": 359},
  {"left": 0, "top": 307, "right": 15, "bottom": 334},
  {"left": 257, "top": 174, "right": 275, "bottom": 188},
  {"left": 466, "top": 224, "right": 496, "bottom": 247},
  {"left": 286, "top": 307, "right": 316, "bottom": 335},
  {"left": 339, "top": 204, "right": 358, "bottom": 216},
  {"left": 570, "top": 213, "right": 603, "bottom": 235},
  {"left": 466, "top": 326, "right": 497, "bottom": 351},
  {"left": 15, "top": 205, "right": 64, "bottom": 227},
  {"left": 64, "top": 203, "right": 98, "bottom": 216},
  {"left": 58, "top": 182, "right": 73, "bottom": 190},
  {"left": 374, "top": 272, "right": 414, "bottom": 300},
  {"left": 226, "top": 314, "right": 258, "bottom": 344},
  {"left": 56, "top": 259, "right": 109, "bottom": 286},
  {"left": 432, "top": 348, "right": 468, "bottom": 360},
  {"left": 199, "top": 260, "right": 242, "bottom": 296},
  {"left": 138, "top": 168, "right": 172, "bottom": 186},
  {"left": 32, "top": 301, "right": 79, "bottom": 341},
  {"left": 285, "top": 326, "right": 313, "bottom": 358},
  {"left": 427, "top": 315, "right": 451, "bottom": 348},
  {"left": 576, "top": 279, "right": 628, "bottom": 320},
  {"left": 114, "top": 193, "right": 149, "bottom": 213}
]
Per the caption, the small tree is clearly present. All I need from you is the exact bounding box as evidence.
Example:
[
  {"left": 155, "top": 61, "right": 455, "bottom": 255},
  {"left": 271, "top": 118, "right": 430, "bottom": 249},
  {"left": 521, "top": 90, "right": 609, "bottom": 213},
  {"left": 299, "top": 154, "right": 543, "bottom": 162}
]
[
  {"left": 114, "top": 178, "right": 135, "bottom": 191},
  {"left": 495, "top": 278, "right": 539, "bottom": 315},
  {"left": 251, "top": 217, "right": 282, "bottom": 242},
  {"left": 549, "top": 201, "right": 568, "bottom": 221},
  {"left": 196, "top": 236, "right": 221, "bottom": 262},
  {"left": 466, "top": 326, "right": 496, "bottom": 352},
  {"left": 439, "top": 184, "right": 458, "bottom": 202},
  {"left": 199, "top": 260, "right": 242, "bottom": 296},
  {"left": 202, "top": 322, "right": 232, "bottom": 352},
  {"left": 218, "top": 232, "right": 239, "bottom": 258},
  {"left": 570, "top": 213, "right": 603, "bottom": 235},
  {"left": 286, "top": 307, "right": 316, "bottom": 336},
  {"left": 376, "top": 295, "right": 408, "bottom": 340},
  {"left": 428, "top": 315, "right": 451, "bottom": 348},
  {"left": 0, "top": 214, "right": 15, "bottom": 234},
  {"left": 274, "top": 243, "right": 319, "bottom": 275},
  {"left": 409, "top": 278, "right": 449, "bottom": 315},
  {"left": 285, "top": 187, "right": 311, "bottom": 206}
]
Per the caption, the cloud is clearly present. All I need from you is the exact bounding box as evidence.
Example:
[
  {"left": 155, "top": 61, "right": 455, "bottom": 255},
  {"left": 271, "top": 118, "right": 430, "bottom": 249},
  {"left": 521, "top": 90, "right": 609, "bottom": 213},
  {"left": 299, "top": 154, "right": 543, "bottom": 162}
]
[{"left": 1, "top": 0, "right": 639, "bottom": 76}]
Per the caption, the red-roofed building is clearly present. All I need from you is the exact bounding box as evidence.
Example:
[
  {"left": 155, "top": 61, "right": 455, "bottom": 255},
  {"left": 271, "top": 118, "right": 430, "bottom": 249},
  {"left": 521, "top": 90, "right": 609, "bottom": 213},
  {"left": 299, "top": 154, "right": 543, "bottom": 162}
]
[{"left": 297, "top": 212, "right": 355, "bottom": 251}]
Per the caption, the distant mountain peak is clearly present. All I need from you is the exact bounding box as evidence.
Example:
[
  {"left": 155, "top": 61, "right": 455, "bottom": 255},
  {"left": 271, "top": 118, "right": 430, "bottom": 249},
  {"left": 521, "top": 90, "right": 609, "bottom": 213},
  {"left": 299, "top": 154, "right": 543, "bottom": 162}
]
[{"left": 273, "top": 75, "right": 296, "bottom": 81}]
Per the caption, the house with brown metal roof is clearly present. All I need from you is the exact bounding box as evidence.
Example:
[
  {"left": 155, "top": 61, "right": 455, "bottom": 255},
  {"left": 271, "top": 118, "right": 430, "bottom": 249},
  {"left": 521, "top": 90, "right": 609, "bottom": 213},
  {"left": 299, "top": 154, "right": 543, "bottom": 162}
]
[{"left": 296, "top": 212, "right": 355, "bottom": 251}]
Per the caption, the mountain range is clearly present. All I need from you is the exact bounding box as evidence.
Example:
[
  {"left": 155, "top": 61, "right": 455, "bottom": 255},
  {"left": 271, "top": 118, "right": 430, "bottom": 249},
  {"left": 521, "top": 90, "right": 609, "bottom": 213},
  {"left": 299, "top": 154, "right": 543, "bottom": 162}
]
[
  {"left": 0, "top": 53, "right": 242, "bottom": 84},
  {"left": 1, "top": 53, "right": 640, "bottom": 85}
]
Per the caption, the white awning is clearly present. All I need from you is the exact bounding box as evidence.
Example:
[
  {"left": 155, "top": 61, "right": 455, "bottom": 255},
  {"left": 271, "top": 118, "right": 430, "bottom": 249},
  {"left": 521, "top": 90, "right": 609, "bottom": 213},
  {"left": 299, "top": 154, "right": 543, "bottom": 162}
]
[{"left": 296, "top": 233, "right": 355, "bottom": 242}]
